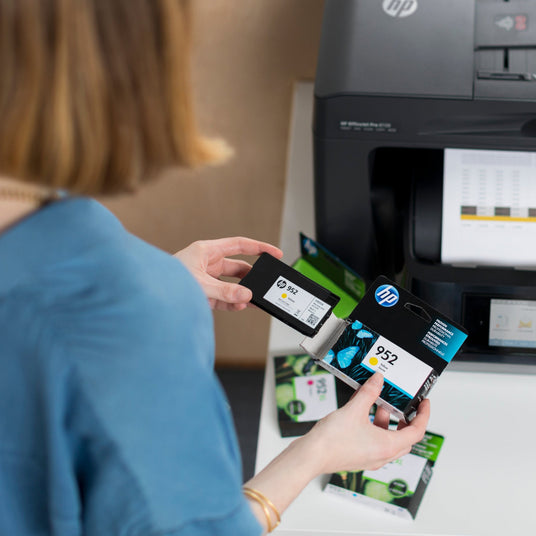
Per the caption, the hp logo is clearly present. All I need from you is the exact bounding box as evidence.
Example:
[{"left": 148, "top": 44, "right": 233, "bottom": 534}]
[
  {"left": 375, "top": 284, "right": 399, "bottom": 307},
  {"left": 302, "top": 238, "right": 318, "bottom": 257},
  {"left": 383, "top": 0, "right": 418, "bottom": 18}
]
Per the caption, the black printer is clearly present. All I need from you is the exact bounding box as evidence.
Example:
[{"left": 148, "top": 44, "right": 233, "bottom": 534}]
[{"left": 314, "top": 0, "right": 536, "bottom": 370}]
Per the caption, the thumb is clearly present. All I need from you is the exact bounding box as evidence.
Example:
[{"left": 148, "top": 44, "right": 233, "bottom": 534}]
[
  {"left": 351, "top": 372, "right": 384, "bottom": 414},
  {"left": 206, "top": 280, "right": 252, "bottom": 305}
]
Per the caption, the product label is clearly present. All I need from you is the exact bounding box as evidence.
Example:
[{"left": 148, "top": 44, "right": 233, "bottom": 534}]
[
  {"left": 421, "top": 318, "right": 468, "bottom": 362},
  {"left": 361, "top": 336, "right": 434, "bottom": 399},
  {"left": 363, "top": 453, "right": 427, "bottom": 497},
  {"left": 410, "top": 432, "right": 445, "bottom": 463},
  {"left": 320, "top": 320, "right": 429, "bottom": 412},
  {"left": 263, "top": 276, "right": 331, "bottom": 329},
  {"left": 289, "top": 374, "right": 337, "bottom": 422}
]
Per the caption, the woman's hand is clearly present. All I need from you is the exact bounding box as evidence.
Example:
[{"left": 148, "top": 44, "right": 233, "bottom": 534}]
[
  {"left": 244, "top": 373, "right": 430, "bottom": 532},
  {"left": 304, "top": 372, "right": 431, "bottom": 475},
  {"left": 174, "top": 237, "right": 283, "bottom": 311}
]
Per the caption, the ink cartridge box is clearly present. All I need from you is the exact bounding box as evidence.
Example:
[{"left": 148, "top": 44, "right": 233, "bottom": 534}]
[
  {"left": 274, "top": 354, "right": 353, "bottom": 437},
  {"left": 301, "top": 276, "right": 468, "bottom": 422},
  {"left": 292, "top": 233, "right": 365, "bottom": 319},
  {"left": 324, "top": 431, "right": 444, "bottom": 520},
  {"left": 240, "top": 245, "right": 467, "bottom": 423}
]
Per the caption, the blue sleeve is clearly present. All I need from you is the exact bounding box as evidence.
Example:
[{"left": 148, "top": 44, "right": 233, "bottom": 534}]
[{"left": 62, "top": 260, "right": 262, "bottom": 536}]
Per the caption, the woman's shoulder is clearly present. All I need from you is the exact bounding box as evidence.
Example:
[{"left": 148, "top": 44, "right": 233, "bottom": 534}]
[{"left": 0, "top": 196, "right": 214, "bottom": 370}]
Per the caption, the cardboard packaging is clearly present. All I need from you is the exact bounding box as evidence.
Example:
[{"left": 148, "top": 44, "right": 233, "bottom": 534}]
[
  {"left": 324, "top": 431, "right": 445, "bottom": 520},
  {"left": 301, "top": 276, "right": 468, "bottom": 422},
  {"left": 274, "top": 354, "right": 353, "bottom": 437}
]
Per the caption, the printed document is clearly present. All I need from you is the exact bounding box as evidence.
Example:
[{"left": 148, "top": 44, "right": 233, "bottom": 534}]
[{"left": 441, "top": 148, "right": 536, "bottom": 268}]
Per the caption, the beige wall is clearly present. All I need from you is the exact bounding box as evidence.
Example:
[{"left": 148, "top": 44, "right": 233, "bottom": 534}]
[{"left": 102, "top": 0, "right": 324, "bottom": 367}]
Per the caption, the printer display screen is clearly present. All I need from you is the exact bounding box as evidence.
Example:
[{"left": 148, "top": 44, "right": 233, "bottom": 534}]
[
  {"left": 462, "top": 294, "right": 536, "bottom": 358},
  {"left": 489, "top": 299, "right": 536, "bottom": 349}
]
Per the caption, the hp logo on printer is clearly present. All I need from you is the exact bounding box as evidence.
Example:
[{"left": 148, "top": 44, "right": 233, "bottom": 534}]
[
  {"left": 383, "top": 0, "right": 418, "bottom": 18},
  {"left": 375, "top": 284, "right": 399, "bottom": 307}
]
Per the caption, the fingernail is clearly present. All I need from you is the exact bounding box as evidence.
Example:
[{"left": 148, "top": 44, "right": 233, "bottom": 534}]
[
  {"left": 237, "top": 287, "right": 251, "bottom": 302},
  {"left": 369, "top": 372, "right": 384, "bottom": 387}
]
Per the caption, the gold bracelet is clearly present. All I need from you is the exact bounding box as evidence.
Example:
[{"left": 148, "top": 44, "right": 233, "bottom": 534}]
[
  {"left": 243, "top": 486, "right": 281, "bottom": 532},
  {"left": 243, "top": 488, "right": 273, "bottom": 532}
]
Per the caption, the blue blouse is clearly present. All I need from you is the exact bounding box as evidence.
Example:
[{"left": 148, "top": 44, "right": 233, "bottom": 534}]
[{"left": 0, "top": 198, "right": 261, "bottom": 535}]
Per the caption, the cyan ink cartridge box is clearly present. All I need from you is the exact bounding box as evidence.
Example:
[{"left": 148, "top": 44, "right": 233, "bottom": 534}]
[
  {"left": 301, "top": 276, "right": 468, "bottom": 422},
  {"left": 324, "top": 431, "right": 444, "bottom": 520}
]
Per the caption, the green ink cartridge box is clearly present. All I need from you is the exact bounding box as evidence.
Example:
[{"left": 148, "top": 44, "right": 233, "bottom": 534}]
[
  {"left": 324, "top": 431, "right": 444, "bottom": 520},
  {"left": 292, "top": 233, "right": 365, "bottom": 319}
]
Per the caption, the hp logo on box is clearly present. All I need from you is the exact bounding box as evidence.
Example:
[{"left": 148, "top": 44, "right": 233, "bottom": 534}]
[
  {"left": 383, "top": 0, "right": 418, "bottom": 18},
  {"left": 375, "top": 285, "right": 399, "bottom": 307}
]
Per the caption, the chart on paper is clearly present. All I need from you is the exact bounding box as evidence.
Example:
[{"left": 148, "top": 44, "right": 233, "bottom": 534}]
[{"left": 441, "top": 148, "right": 536, "bottom": 267}]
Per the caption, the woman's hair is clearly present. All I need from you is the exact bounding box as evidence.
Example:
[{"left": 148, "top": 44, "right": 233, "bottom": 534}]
[{"left": 0, "top": 0, "right": 229, "bottom": 195}]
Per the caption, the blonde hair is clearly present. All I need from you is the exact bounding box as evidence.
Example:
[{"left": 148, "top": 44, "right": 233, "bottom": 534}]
[{"left": 0, "top": 0, "right": 229, "bottom": 195}]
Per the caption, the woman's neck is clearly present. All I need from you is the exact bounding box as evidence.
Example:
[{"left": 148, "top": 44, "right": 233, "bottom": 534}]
[{"left": 0, "top": 176, "right": 52, "bottom": 234}]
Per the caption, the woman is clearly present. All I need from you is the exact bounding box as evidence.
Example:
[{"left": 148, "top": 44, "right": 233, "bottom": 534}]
[{"left": 0, "top": 1, "right": 430, "bottom": 534}]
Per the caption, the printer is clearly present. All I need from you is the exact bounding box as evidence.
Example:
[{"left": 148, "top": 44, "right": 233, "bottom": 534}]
[{"left": 313, "top": 0, "right": 536, "bottom": 370}]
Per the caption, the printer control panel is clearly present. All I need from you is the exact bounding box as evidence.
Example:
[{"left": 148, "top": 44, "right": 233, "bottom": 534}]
[{"left": 475, "top": 1, "right": 536, "bottom": 99}]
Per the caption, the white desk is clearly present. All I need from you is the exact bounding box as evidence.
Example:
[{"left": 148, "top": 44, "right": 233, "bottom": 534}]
[{"left": 255, "top": 83, "right": 536, "bottom": 536}]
